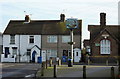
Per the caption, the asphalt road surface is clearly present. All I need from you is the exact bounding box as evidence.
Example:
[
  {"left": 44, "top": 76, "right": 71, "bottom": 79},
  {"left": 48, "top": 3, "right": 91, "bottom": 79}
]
[{"left": 1, "top": 63, "right": 41, "bottom": 79}]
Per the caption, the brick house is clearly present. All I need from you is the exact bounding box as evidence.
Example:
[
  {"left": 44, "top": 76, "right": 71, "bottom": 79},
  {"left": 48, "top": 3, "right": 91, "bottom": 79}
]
[
  {"left": 88, "top": 13, "right": 120, "bottom": 63},
  {"left": 2, "top": 14, "right": 82, "bottom": 63}
]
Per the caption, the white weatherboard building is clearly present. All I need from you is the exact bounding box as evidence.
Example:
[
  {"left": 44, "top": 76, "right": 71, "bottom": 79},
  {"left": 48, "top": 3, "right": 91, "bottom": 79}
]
[
  {"left": 1, "top": 15, "right": 43, "bottom": 63},
  {"left": 2, "top": 35, "right": 41, "bottom": 62},
  {"left": 0, "top": 32, "right": 2, "bottom": 62},
  {"left": 0, "top": 33, "right": 2, "bottom": 46}
]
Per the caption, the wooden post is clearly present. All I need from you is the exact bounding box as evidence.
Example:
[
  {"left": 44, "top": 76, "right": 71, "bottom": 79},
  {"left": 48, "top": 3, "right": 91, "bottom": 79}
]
[
  {"left": 87, "top": 55, "right": 90, "bottom": 65},
  {"left": 58, "top": 59, "right": 61, "bottom": 66},
  {"left": 49, "top": 59, "right": 52, "bottom": 67},
  {"left": 41, "top": 62, "right": 45, "bottom": 76},
  {"left": 88, "top": 59, "right": 90, "bottom": 65},
  {"left": 83, "top": 65, "right": 86, "bottom": 78},
  {"left": 106, "top": 59, "right": 108, "bottom": 66},
  {"left": 111, "top": 67, "right": 115, "bottom": 79},
  {"left": 46, "top": 60, "right": 48, "bottom": 69},
  {"left": 53, "top": 65, "right": 57, "bottom": 78},
  {"left": 117, "top": 60, "right": 119, "bottom": 66}
]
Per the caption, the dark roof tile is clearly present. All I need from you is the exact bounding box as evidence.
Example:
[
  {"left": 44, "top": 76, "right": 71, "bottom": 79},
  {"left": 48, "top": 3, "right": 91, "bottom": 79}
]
[
  {"left": 88, "top": 25, "right": 120, "bottom": 41},
  {"left": 4, "top": 20, "right": 82, "bottom": 35}
]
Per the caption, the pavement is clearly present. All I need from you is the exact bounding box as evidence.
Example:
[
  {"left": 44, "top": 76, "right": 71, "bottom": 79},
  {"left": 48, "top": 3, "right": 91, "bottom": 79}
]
[{"left": 36, "top": 64, "right": 119, "bottom": 78}]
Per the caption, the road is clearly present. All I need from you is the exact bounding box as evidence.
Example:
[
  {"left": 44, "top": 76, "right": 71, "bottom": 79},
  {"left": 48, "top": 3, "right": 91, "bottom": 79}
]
[{"left": 1, "top": 63, "right": 41, "bottom": 79}]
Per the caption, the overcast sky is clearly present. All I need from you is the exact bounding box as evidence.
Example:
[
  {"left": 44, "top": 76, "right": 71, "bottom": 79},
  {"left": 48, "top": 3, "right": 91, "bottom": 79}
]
[{"left": 0, "top": 0, "right": 119, "bottom": 41}]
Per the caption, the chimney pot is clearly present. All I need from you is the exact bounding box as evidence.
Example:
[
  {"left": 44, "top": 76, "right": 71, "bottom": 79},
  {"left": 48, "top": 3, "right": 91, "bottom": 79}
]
[
  {"left": 100, "top": 13, "right": 106, "bottom": 26},
  {"left": 25, "top": 15, "right": 30, "bottom": 23},
  {"left": 60, "top": 14, "right": 65, "bottom": 22}
]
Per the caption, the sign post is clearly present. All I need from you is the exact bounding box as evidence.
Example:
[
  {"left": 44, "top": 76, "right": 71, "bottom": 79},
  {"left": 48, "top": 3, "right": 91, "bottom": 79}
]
[{"left": 66, "top": 18, "right": 78, "bottom": 67}]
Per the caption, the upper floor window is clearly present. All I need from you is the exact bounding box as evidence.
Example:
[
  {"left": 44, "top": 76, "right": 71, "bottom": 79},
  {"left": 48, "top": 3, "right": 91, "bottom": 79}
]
[
  {"left": 10, "top": 35, "right": 15, "bottom": 44},
  {"left": 100, "top": 39, "right": 110, "bottom": 54},
  {"left": 47, "top": 36, "right": 57, "bottom": 43},
  {"left": 29, "top": 36, "right": 34, "bottom": 43},
  {"left": 62, "top": 36, "right": 70, "bottom": 43}
]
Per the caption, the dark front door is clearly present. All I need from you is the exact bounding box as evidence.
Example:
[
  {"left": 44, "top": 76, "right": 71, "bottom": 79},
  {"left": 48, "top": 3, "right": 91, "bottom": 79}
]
[
  {"left": 32, "top": 51, "right": 37, "bottom": 62},
  {"left": 5, "top": 47, "right": 9, "bottom": 58}
]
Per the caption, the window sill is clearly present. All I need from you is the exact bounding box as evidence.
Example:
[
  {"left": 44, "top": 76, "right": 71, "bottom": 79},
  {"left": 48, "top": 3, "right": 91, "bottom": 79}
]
[
  {"left": 47, "top": 42, "right": 57, "bottom": 44},
  {"left": 62, "top": 42, "right": 68, "bottom": 44},
  {"left": 29, "top": 43, "right": 34, "bottom": 44},
  {"left": 10, "top": 43, "right": 15, "bottom": 44},
  {"left": 100, "top": 54, "right": 110, "bottom": 55}
]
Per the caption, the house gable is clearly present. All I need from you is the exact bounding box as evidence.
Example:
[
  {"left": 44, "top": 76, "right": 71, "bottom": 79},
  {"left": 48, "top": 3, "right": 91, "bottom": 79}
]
[{"left": 91, "top": 28, "right": 120, "bottom": 44}]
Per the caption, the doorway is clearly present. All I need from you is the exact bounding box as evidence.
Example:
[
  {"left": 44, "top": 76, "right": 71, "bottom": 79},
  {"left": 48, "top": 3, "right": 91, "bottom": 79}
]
[{"left": 32, "top": 50, "right": 37, "bottom": 62}]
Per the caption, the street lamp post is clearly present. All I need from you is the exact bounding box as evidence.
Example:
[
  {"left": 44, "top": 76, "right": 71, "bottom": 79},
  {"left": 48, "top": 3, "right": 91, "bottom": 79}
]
[{"left": 70, "top": 29, "right": 73, "bottom": 65}]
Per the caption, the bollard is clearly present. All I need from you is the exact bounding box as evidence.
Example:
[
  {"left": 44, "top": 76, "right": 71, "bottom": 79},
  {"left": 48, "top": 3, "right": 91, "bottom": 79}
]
[
  {"left": 46, "top": 60, "right": 48, "bottom": 69},
  {"left": 111, "top": 67, "right": 115, "bottom": 79},
  {"left": 83, "top": 65, "right": 86, "bottom": 78},
  {"left": 88, "top": 59, "right": 90, "bottom": 65},
  {"left": 49, "top": 59, "right": 52, "bottom": 67},
  {"left": 58, "top": 59, "right": 61, "bottom": 66},
  {"left": 106, "top": 60, "right": 108, "bottom": 66},
  {"left": 41, "top": 62, "right": 44, "bottom": 76},
  {"left": 53, "top": 65, "right": 57, "bottom": 78},
  {"left": 117, "top": 60, "right": 119, "bottom": 66}
]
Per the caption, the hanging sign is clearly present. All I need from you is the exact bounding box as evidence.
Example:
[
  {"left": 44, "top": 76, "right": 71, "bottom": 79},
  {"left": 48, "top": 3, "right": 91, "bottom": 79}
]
[{"left": 66, "top": 18, "right": 78, "bottom": 29}]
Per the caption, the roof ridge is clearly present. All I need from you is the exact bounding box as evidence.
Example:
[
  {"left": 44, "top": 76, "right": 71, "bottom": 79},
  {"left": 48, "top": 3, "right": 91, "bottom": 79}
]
[{"left": 10, "top": 20, "right": 60, "bottom": 21}]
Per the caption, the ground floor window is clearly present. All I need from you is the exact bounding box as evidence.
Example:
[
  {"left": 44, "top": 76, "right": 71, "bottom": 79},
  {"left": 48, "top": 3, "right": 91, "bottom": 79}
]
[
  {"left": 100, "top": 39, "right": 111, "bottom": 54},
  {"left": 27, "top": 49, "right": 31, "bottom": 56},
  {"left": 47, "top": 49, "right": 57, "bottom": 57},
  {"left": 63, "top": 50, "right": 71, "bottom": 57},
  {"left": 63, "top": 50, "right": 68, "bottom": 56},
  {"left": 12, "top": 47, "right": 17, "bottom": 58}
]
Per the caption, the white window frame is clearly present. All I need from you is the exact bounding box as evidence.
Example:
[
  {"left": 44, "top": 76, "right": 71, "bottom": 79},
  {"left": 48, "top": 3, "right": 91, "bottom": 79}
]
[
  {"left": 47, "top": 49, "right": 57, "bottom": 57},
  {"left": 62, "top": 36, "right": 70, "bottom": 43},
  {"left": 100, "top": 39, "right": 110, "bottom": 54},
  {"left": 27, "top": 49, "right": 31, "bottom": 56},
  {"left": 29, "top": 36, "right": 34, "bottom": 44},
  {"left": 12, "top": 47, "right": 17, "bottom": 57},
  {"left": 47, "top": 36, "right": 57, "bottom": 43},
  {"left": 10, "top": 35, "right": 15, "bottom": 44}
]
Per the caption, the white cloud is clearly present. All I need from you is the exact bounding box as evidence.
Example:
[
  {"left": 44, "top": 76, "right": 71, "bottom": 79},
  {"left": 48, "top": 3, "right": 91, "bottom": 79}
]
[
  {"left": 0, "top": 0, "right": 119, "bottom": 3},
  {"left": 0, "top": 0, "right": 119, "bottom": 41}
]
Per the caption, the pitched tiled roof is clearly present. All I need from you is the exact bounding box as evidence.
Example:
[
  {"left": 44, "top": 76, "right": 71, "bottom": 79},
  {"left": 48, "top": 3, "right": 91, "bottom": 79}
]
[
  {"left": 3, "top": 20, "right": 82, "bottom": 35},
  {"left": 88, "top": 25, "right": 120, "bottom": 42}
]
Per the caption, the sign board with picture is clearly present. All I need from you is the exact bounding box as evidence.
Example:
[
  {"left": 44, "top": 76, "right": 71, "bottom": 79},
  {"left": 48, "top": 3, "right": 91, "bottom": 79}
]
[{"left": 66, "top": 18, "right": 78, "bottom": 29}]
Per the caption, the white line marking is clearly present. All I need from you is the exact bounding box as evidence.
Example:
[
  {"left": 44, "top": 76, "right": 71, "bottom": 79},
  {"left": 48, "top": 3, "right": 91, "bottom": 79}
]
[{"left": 25, "top": 74, "right": 35, "bottom": 77}]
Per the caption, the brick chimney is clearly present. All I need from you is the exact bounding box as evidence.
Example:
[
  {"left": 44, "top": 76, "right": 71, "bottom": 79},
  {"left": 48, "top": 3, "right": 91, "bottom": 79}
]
[
  {"left": 60, "top": 14, "right": 65, "bottom": 22},
  {"left": 25, "top": 15, "right": 30, "bottom": 23},
  {"left": 100, "top": 13, "right": 106, "bottom": 26}
]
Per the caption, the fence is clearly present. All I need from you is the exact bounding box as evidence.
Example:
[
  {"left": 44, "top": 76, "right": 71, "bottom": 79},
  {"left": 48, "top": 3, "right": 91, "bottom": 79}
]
[{"left": 86, "top": 56, "right": 119, "bottom": 65}]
